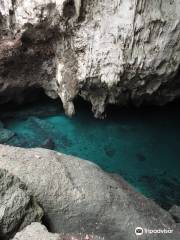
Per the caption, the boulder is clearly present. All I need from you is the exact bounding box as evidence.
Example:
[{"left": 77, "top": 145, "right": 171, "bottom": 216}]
[
  {"left": 12, "top": 223, "right": 60, "bottom": 240},
  {"left": 0, "top": 169, "right": 43, "bottom": 240},
  {"left": 0, "top": 144, "right": 179, "bottom": 240},
  {"left": 12, "top": 222, "right": 103, "bottom": 240}
]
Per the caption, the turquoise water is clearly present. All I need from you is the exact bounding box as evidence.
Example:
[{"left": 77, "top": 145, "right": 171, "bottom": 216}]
[{"left": 1, "top": 100, "right": 180, "bottom": 209}]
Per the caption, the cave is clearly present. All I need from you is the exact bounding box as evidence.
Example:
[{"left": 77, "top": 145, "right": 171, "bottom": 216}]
[{"left": 0, "top": 0, "right": 180, "bottom": 239}]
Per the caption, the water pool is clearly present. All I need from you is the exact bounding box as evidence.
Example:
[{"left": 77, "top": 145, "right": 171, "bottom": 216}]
[{"left": 1, "top": 100, "right": 180, "bottom": 209}]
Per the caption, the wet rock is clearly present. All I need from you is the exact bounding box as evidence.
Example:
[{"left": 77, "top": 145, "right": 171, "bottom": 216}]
[
  {"left": 139, "top": 175, "right": 157, "bottom": 185},
  {"left": 0, "top": 128, "right": 15, "bottom": 143},
  {"left": 169, "top": 205, "right": 180, "bottom": 223},
  {"left": 18, "top": 117, "right": 50, "bottom": 147},
  {"left": 40, "top": 138, "right": 55, "bottom": 150},
  {"left": 60, "top": 135, "right": 73, "bottom": 148},
  {"left": 138, "top": 175, "right": 180, "bottom": 209},
  {"left": 0, "top": 169, "right": 43, "bottom": 240},
  {"left": 12, "top": 222, "right": 103, "bottom": 240},
  {"left": 0, "top": 145, "right": 179, "bottom": 240},
  {"left": 26, "top": 117, "right": 73, "bottom": 148},
  {"left": 27, "top": 117, "right": 50, "bottom": 134},
  {"left": 6, "top": 134, "right": 28, "bottom": 148}
]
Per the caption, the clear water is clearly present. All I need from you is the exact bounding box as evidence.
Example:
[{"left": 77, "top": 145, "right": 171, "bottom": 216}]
[{"left": 1, "top": 100, "right": 180, "bottom": 209}]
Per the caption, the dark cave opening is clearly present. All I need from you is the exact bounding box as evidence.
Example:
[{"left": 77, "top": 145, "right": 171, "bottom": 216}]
[
  {"left": 0, "top": 87, "right": 57, "bottom": 114},
  {"left": 63, "top": 0, "right": 76, "bottom": 19}
]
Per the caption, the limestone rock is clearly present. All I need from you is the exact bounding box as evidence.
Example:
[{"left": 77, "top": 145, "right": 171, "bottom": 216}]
[
  {"left": 12, "top": 223, "right": 60, "bottom": 240},
  {"left": 0, "top": 1, "right": 180, "bottom": 117},
  {"left": 0, "top": 169, "right": 43, "bottom": 240},
  {"left": 0, "top": 144, "right": 179, "bottom": 240},
  {"left": 12, "top": 222, "right": 103, "bottom": 240},
  {"left": 75, "top": 0, "right": 180, "bottom": 117}
]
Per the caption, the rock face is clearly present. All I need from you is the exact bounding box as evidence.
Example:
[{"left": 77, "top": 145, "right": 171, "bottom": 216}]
[
  {"left": 0, "top": 169, "right": 43, "bottom": 240},
  {"left": 12, "top": 223, "right": 60, "bottom": 240},
  {"left": 0, "top": 144, "right": 179, "bottom": 240},
  {"left": 13, "top": 222, "right": 103, "bottom": 240},
  {"left": 0, "top": 0, "right": 180, "bottom": 117}
]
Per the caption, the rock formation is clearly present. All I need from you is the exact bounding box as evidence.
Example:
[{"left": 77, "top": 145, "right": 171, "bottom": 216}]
[
  {"left": 0, "top": 0, "right": 180, "bottom": 117},
  {"left": 12, "top": 223, "right": 60, "bottom": 240},
  {"left": 12, "top": 222, "right": 103, "bottom": 240},
  {"left": 0, "top": 144, "right": 179, "bottom": 240},
  {"left": 0, "top": 169, "right": 43, "bottom": 240},
  {"left": 0, "top": 127, "right": 15, "bottom": 143}
]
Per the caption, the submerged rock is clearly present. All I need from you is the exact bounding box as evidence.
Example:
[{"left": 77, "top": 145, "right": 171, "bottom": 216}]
[
  {"left": 0, "top": 128, "right": 15, "bottom": 143},
  {"left": 138, "top": 175, "right": 180, "bottom": 209},
  {"left": 0, "top": 145, "right": 179, "bottom": 240},
  {"left": 0, "top": 1, "right": 180, "bottom": 117},
  {"left": 6, "top": 134, "right": 28, "bottom": 148},
  {"left": 13, "top": 117, "right": 53, "bottom": 148},
  {"left": 40, "top": 138, "right": 55, "bottom": 150},
  {"left": 12, "top": 222, "right": 103, "bottom": 240},
  {"left": 0, "top": 169, "right": 43, "bottom": 240}
]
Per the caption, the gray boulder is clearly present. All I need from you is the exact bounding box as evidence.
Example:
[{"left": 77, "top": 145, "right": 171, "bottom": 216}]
[
  {"left": 13, "top": 222, "right": 103, "bottom": 240},
  {"left": 0, "top": 169, "right": 43, "bottom": 240},
  {"left": 0, "top": 144, "right": 179, "bottom": 240}
]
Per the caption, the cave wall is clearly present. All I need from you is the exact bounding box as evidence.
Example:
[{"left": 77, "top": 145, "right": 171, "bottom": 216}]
[{"left": 0, "top": 0, "right": 180, "bottom": 117}]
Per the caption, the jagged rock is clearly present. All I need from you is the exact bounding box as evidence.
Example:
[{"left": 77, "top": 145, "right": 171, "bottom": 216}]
[
  {"left": 12, "top": 223, "right": 60, "bottom": 240},
  {"left": 0, "top": 144, "right": 179, "bottom": 240},
  {"left": 0, "top": 1, "right": 180, "bottom": 117},
  {"left": 12, "top": 222, "right": 103, "bottom": 240},
  {"left": 0, "top": 169, "right": 43, "bottom": 240},
  {"left": 169, "top": 205, "right": 180, "bottom": 223}
]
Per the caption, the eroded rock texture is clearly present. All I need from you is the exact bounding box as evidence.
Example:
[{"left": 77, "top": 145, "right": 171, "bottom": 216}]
[
  {"left": 12, "top": 222, "right": 103, "bottom": 240},
  {"left": 0, "top": 0, "right": 180, "bottom": 117},
  {"left": 0, "top": 169, "right": 43, "bottom": 240},
  {"left": 0, "top": 145, "right": 180, "bottom": 240}
]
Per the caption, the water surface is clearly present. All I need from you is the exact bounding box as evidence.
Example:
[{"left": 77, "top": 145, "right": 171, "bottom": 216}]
[{"left": 1, "top": 100, "right": 180, "bottom": 209}]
